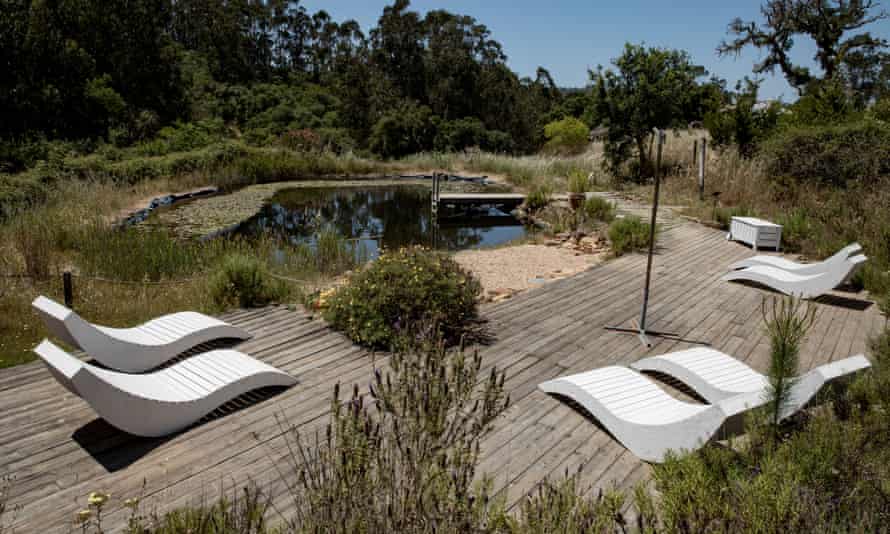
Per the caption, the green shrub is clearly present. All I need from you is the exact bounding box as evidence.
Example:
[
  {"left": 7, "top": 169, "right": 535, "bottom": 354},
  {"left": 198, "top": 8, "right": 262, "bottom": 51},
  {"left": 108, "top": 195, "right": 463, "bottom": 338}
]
[
  {"left": 369, "top": 103, "right": 435, "bottom": 159},
  {"left": 608, "top": 216, "right": 653, "bottom": 256},
  {"left": 567, "top": 170, "right": 588, "bottom": 194},
  {"left": 777, "top": 207, "right": 811, "bottom": 251},
  {"left": 281, "top": 341, "right": 509, "bottom": 532},
  {"left": 322, "top": 247, "right": 482, "bottom": 348},
  {"left": 762, "top": 120, "right": 890, "bottom": 186},
  {"left": 582, "top": 196, "right": 615, "bottom": 223},
  {"left": 542, "top": 117, "right": 589, "bottom": 155},
  {"left": 135, "top": 119, "right": 228, "bottom": 157},
  {"left": 208, "top": 253, "right": 287, "bottom": 309},
  {"left": 525, "top": 184, "right": 552, "bottom": 211},
  {"left": 713, "top": 205, "right": 753, "bottom": 229}
]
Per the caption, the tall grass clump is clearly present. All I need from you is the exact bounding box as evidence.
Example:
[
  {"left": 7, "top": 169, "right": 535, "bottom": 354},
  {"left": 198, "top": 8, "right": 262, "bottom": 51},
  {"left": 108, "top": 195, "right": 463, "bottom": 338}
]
[
  {"left": 281, "top": 339, "right": 510, "bottom": 532},
  {"left": 582, "top": 196, "right": 616, "bottom": 223},
  {"left": 9, "top": 210, "right": 57, "bottom": 280},
  {"left": 208, "top": 253, "right": 288, "bottom": 309},
  {"left": 321, "top": 247, "right": 482, "bottom": 349},
  {"left": 567, "top": 170, "right": 589, "bottom": 194},
  {"left": 74, "top": 226, "right": 212, "bottom": 282},
  {"left": 608, "top": 216, "right": 654, "bottom": 256}
]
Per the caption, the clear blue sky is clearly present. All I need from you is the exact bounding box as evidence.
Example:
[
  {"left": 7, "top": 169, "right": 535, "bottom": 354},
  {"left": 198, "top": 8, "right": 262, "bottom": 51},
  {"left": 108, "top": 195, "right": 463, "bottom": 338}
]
[{"left": 299, "top": 0, "right": 890, "bottom": 101}]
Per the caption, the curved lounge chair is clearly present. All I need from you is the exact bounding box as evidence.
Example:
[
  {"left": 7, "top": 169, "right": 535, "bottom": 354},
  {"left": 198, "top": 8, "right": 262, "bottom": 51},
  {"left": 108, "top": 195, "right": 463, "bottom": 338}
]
[
  {"left": 729, "top": 243, "right": 862, "bottom": 275},
  {"left": 538, "top": 366, "right": 759, "bottom": 463},
  {"left": 721, "top": 254, "right": 867, "bottom": 299},
  {"left": 632, "top": 348, "right": 870, "bottom": 419},
  {"left": 34, "top": 340, "right": 296, "bottom": 437},
  {"left": 32, "top": 296, "right": 251, "bottom": 373}
]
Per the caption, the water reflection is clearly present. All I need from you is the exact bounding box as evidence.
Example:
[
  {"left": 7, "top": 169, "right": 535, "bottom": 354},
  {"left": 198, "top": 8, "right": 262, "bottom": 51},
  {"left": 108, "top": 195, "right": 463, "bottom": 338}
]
[{"left": 235, "top": 185, "right": 529, "bottom": 259}]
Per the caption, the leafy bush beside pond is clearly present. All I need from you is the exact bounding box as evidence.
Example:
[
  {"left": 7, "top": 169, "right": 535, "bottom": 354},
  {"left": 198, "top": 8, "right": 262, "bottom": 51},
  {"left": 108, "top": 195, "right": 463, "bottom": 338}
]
[
  {"left": 608, "top": 216, "right": 654, "bottom": 256},
  {"left": 322, "top": 247, "right": 482, "bottom": 349}
]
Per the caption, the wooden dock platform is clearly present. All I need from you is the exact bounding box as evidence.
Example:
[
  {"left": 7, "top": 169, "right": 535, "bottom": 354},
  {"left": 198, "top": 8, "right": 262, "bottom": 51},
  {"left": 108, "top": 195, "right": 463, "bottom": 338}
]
[
  {"left": 0, "top": 221, "right": 883, "bottom": 532},
  {"left": 437, "top": 192, "right": 526, "bottom": 210}
]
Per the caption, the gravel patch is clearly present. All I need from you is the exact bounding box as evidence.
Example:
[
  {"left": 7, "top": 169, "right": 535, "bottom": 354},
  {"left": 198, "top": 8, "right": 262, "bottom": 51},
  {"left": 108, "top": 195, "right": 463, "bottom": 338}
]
[{"left": 453, "top": 244, "right": 605, "bottom": 302}]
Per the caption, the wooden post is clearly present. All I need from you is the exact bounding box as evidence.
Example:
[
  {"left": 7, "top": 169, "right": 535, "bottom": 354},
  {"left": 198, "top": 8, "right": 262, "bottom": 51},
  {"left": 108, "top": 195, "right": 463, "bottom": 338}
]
[
  {"left": 692, "top": 139, "right": 698, "bottom": 173},
  {"left": 63, "top": 271, "right": 73, "bottom": 309},
  {"left": 698, "top": 138, "right": 707, "bottom": 201}
]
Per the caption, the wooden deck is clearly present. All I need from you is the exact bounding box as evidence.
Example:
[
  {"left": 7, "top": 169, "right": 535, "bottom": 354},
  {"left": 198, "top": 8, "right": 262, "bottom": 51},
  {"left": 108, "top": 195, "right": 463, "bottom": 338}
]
[{"left": 0, "top": 222, "right": 883, "bottom": 532}]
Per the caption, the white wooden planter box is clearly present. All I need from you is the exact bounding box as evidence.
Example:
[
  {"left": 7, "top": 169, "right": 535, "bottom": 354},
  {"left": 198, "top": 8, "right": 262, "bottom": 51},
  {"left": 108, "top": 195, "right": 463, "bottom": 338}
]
[{"left": 727, "top": 216, "right": 782, "bottom": 251}]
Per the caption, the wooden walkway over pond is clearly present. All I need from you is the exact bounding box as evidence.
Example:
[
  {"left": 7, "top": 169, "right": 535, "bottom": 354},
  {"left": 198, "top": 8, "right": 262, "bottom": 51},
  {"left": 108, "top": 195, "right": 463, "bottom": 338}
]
[{"left": 0, "top": 222, "right": 884, "bottom": 532}]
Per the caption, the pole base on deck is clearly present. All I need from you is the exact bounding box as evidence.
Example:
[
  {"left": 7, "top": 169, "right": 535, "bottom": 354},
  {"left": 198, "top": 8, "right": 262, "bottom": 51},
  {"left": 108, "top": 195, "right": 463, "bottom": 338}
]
[{"left": 603, "top": 326, "right": 710, "bottom": 348}]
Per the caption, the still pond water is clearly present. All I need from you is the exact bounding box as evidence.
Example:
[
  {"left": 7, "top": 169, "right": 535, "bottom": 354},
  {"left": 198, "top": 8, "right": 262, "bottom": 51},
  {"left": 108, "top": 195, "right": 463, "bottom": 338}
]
[{"left": 233, "top": 185, "right": 531, "bottom": 259}]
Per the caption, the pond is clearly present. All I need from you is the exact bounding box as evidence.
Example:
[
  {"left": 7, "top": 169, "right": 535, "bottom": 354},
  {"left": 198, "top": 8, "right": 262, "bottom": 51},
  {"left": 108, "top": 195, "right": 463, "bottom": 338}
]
[{"left": 231, "top": 185, "right": 531, "bottom": 259}]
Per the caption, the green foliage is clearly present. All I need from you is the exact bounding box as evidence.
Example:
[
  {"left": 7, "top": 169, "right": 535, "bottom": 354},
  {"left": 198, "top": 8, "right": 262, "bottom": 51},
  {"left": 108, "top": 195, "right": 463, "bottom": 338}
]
[
  {"left": 369, "top": 102, "right": 436, "bottom": 159},
  {"left": 582, "top": 196, "right": 616, "bottom": 223},
  {"left": 283, "top": 340, "right": 509, "bottom": 532},
  {"left": 525, "top": 184, "right": 552, "bottom": 211},
  {"left": 567, "top": 170, "right": 588, "bottom": 194},
  {"left": 208, "top": 253, "right": 287, "bottom": 309},
  {"left": 718, "top": 0, "right": 888, "bottom": 95},
  {"left": 783, "top": 79, "right": 858, "bottom": 127},
  {"left": 871, "top": 96, "right": 890, "bottom": 122},
  {"left": 511, "top": 475, "right": 653, "bottom": 533},
  {"left": 543, "top": 117, "right": 589, "bottom": 155},
  {"left": 761, "top": 297, "right": 815, "bottom": 429},
  {"left": 608, "top": 216, "right": 654, "bottom": 256},
  {"left": 135, "top": 119, "right": 228, "bottom": 156},
  {"left": 776, "top": 207, "right": 812, "bottom": 251},
  {"left": 592, "top": 43, "right": 706, "bottom": 179},
  {"left": 705, "top": 79, "right": 780, "bottom": 157},
  {"left": 654, "top": 325, "right": 890, "bottom": 532},
  {"left": 322, "top": 247, "right": 482, "bottom": 349},
  {"left": 713, "top": 205, "right": 753, "bottom": 229},
  {"left": 73, "top": 227, "right": 210, "bottom": 282},
  {"left": 761, "top": 120, "right": 890, "bottom": 186}
]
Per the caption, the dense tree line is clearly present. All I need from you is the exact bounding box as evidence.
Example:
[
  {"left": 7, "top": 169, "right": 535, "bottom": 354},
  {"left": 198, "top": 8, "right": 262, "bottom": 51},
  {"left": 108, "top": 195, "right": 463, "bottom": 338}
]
[{"left": 0, "top": 0, "right": 575, "bottom": 164}]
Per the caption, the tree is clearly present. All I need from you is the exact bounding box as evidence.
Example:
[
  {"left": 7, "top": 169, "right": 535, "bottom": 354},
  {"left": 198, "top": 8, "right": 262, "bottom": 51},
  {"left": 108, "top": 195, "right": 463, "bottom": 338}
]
[
  {"left": 719, "top": 0, "right": 889, "bottom": 96},
  {"left": 542, "top": 117, "right": 589, "bottom": 154},
  {"left": 592, "top": 44, "right": 706, "bottom": 179}
]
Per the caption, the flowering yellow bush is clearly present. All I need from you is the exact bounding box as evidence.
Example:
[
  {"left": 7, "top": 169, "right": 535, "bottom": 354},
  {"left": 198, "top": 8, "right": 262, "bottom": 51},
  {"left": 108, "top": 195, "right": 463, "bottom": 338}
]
[{"left": 322, "top": 247, "right": 481, "bottom": 348}]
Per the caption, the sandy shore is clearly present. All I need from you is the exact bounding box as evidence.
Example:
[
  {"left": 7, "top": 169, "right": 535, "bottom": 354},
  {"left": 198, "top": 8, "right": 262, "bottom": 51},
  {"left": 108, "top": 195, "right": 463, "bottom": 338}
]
[{"left": 453, "top": 244, "right": 605, "bottom": 302}]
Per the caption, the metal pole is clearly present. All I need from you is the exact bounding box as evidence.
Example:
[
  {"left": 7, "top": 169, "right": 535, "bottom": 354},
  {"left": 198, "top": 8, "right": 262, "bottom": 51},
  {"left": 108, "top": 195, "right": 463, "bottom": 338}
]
[
  {"left": 698, "top": 137, "right": 707, "bottom": 201},
  {"left": 637, "top": 129, "right": 665, "bottom": 345},
  {"left": 692, "top": 139, "right": 698, "bottom": 174},
  {"left": 604, "top": 129, "right": 707, "bottom": 347},
  {"left": 63, "top": 271, "right": 73, "bottom": 309}
]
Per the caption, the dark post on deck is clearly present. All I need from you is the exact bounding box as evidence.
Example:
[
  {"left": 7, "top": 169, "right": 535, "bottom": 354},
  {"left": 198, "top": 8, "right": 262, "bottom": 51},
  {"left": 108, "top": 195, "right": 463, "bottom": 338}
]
[
  {"left": 63, "top": 271, "right": 73, "bottom": 309},
  {"left": 698, "top": 137, "right": 707, "bottom": 201},
  {"left": 605, "top": 128, "right": 692, "bottom": 347}
]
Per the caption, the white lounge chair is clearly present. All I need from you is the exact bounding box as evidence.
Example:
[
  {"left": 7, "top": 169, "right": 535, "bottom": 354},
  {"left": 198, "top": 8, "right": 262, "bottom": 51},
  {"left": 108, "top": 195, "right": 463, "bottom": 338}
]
[
  {"left": 722, "top": 254, "right": 867, "bottom": 299},
  {"left": 632, "top": 348, "right": 870, "bottom": 419},
  {"left": 538, "top": 366, "right": 760, "bottom": 463},
  {"left": 34, "top": 340, "right": 296, "bottom": 437},
  {"left": 32, "top": 296, "right": 251, "bottom": 373},
  {"left": 729, "top": 243, "right": 862, "bottom": 276}
]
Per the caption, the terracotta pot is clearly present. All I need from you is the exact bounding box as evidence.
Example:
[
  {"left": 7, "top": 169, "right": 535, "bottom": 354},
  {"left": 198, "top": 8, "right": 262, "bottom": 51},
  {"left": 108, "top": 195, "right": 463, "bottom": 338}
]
[{"left": 568, "top": 193, "right": 585, "bottom": 210}]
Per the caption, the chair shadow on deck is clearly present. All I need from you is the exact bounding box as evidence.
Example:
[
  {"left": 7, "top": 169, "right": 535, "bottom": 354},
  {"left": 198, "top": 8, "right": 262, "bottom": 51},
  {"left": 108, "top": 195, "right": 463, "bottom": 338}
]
[
  {"left": 728, "top": 280, "right": 874, "bottom": 310},
  {"left": 72, "top": 385, "right": 292, "bottom": 472}
]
